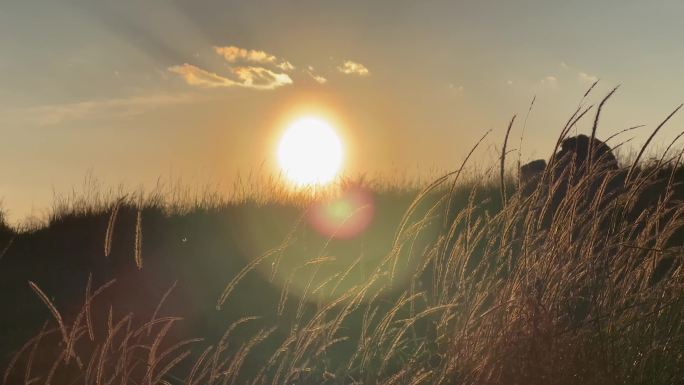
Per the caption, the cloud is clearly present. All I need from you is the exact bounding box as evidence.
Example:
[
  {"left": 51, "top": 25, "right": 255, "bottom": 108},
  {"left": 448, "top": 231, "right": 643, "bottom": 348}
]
[
  {"left": 557, "top": 61, "right": 598, "bottom": 83},
  {"left": 214, "top": 46, "right": 276, "bottom": 64},
  {"left": 169, "top": 63, "right": 237, "bottom": 88},
  {"left": 3, "top": 93, "right": 198, "bottom": 126},
  {"left": 578, "top": 72, "right": 598, "bottom": 83},
  {"left": 169, "top": 45, "right": 295, "bottom": 90},
  {"left": 306, "top": 66, "right": 327, "bottom": 84},
  {"left": 169, "top": 63, "right": 292, "bottom": 90},
  {"left": 541, "top": 75, "right": 558, "bottom": 86},
  {"left": 277, "top": 61, "right": 295, "bottom": 71},
  {"left": 232, "top": 66, "right": 293, "bottom": 90},
  {"left": 448, "top": 83, "right": 463, "bottom": 91},
  {"left": 309, "top": 73, "right": 328, "bottom": 84},
  {"left": 172, "top": 44, "right": 369, "bottom": 89},
  {"left": 337, "top": 60, "right": 370, "bottom": 76},
  {"left": 507, "top": 80, "right": 513, "bottom": 86},
  {"left": 214, "top": 46, "right": 295, "bottom": 71}
]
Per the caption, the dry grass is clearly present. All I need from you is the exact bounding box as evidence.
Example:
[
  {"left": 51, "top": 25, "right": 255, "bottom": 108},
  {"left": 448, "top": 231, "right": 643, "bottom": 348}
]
[{"left": 3, "top": 88, "right": 684, "bottom": 384}]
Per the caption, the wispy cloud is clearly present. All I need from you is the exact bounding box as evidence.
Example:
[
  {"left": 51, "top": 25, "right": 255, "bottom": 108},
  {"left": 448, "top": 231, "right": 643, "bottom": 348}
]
[
  {"left": 214, "top": 46, "right": 295, "bottom": 71},
  {"left": 214, "top": 46, "right": 276, "bottom": 63},
  {"left": 172, "top": 45, "right": 369, "bottom": 89},
  {"left": 578, "top": 72, "right": 598, "bottom": 83},
  {"left": 337, "top": 60, "right": 370, "bottom": 76},
  {"left": 3, "top": 93, "right": 198, "bottom": 126},
  {"left": 169, "top": 63, "right": 237, "bottom": 88},
  {"left": 559, "top": 61, "right": 599, "bottom": 84},
  {"left": 232, "top": 66, "right": 293, "bottom": 90},
  {"left": 448, "top": 83, "right": 464, "bottom": 92},
  {"left": 306, "top": 66, "right": 327, "bottom": 84},
  {"left": 276, "top": 61, "right": 295, "bottom": 71},
  {"left": 541, "top": 75, "right": 558, "bottom": 86},
  {"left": 168, "top": 63, "right": 292, "bottom": 90},
  {"left": 309, "top": 73, "right": 328, "bottom": 84},
  {"left": 170, "top": 45, "right": 295, "bottom": 90}
]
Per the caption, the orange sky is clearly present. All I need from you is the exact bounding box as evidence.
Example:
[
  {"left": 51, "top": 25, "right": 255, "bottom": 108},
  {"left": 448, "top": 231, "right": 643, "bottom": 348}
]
[{"left": 2, "top": 0, "right": 684, "bottom": 224}]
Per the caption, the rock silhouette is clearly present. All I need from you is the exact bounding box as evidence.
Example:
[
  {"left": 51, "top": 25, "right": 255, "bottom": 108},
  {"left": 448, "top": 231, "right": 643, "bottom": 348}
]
[
  {"left": 558, "top": 134, "right": 619, "bottom": 172},
  {"left": 519, "top": 159, "right": 546, "bottom": 195},
  {"left": 518, "top": 134, "right": 626, "bottom": 230},
  {"left": 520, "top": 134, "right": 621, "bottom": 195}
]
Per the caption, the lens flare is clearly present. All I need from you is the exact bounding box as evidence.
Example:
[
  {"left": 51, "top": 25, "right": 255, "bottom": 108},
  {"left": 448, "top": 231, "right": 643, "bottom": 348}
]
[{"left": 307, "top": 188, "right": 375, "bottom": 239}]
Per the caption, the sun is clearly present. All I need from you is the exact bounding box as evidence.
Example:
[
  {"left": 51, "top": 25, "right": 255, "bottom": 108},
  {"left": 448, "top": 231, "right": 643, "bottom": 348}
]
[{"left": 277, "top": 117, "right": 344, "bottom": 186}]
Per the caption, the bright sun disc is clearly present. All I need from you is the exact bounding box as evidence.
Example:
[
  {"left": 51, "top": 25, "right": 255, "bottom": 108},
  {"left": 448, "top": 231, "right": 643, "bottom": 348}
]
[{"left": 277, "top": 117, "right": 344, "bottom": 186}]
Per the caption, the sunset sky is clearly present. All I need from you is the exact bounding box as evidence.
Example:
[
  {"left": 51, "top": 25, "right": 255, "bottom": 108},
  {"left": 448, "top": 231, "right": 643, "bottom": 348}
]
[{"left": 2, "top": 0, "right": 684, "bottom": 223}]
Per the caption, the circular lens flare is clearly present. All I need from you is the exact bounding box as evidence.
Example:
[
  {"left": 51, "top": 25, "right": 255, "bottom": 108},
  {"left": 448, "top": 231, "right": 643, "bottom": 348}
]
[
  {"left": 308, "top": 188, "right": 375, "bottom": 239},
  {"left": 277, "top": 117, "right": 343, "bottom": 186}
]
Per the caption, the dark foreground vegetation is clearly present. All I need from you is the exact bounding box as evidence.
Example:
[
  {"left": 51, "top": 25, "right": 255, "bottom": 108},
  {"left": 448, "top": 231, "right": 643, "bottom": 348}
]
[{"left": 2, "top": 90, "right": 684, "bottom": 384}]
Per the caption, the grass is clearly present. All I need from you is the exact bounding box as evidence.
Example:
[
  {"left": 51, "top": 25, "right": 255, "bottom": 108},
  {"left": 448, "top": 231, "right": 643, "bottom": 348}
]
[{"left": 2, "top": 88, "right": 684, "bottom": 384}]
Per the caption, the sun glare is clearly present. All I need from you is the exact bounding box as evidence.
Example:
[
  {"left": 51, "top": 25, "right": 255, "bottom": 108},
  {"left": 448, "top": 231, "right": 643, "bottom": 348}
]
[{"left": 277, "top": 117, "right": 344, "bottom": 186}]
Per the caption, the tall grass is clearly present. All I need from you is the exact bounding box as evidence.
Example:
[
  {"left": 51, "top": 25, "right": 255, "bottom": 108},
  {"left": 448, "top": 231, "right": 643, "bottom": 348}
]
[{"left": 3, "top": 89, "right": 684, "bottom": 384}]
